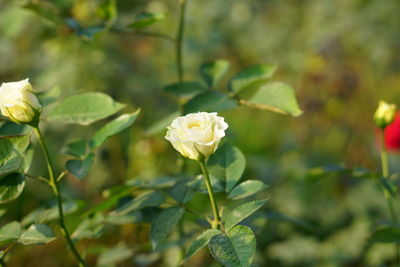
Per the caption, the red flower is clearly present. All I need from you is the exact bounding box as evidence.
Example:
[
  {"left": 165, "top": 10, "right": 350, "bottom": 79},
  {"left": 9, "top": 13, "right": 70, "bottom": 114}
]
[{"left": 385, "top": 112, "right": 400, "bottom": 151}]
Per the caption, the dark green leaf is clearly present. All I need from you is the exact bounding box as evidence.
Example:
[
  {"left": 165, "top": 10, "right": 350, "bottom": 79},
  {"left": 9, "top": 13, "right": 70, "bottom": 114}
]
[
  {"left": 207, "top": 143, "right": 246, "bottom": 192},
  {"left": 62, "top": 139, "right": 87, "bottom": 158},
  {"left": 169, "top": 179, "right": 201, "bottom": 204},
  {"left": 0, "top": 122, "right": 31, "bottom": 136},
  {"left": 183, "top": 90, "right": 237, "bottom": 114},
  {"left": 163, "top": 81, "right": 207, "bottom": 97},
  {"left": 150, "top": 206, "right": 185, "bottom": 249},
  {"left": 229, "top": 64, "right": 276, "bottom": 94},
  {"left": 228, "top": 180, "right": 268, "bottom": 200},
  {"left": 185, "top": 229, "right": 221, "bottom": 261},
  {"left": 224, "top": 199, "right": 268, "bottom": 231},
  {"left": 128, "top": 12, "right": 166, "bottom": 29},
  {"left": 18, "top": 224, "right": 55, "bottom": 245},
  {"left": 209, "top": 225, "right": 256, "bottom": 267},
  {"left": 0, "top": 173, "right": 25, "bottom": 204},
  {"left": 89, "top": 110, "right": 140, "bottom": 149},
  {"left": 370, "top": 226, "right": 400, "bottom": 243},
  {"left": 238, "top": 82, "right": 302, "bottom": 116},
  {"left": 47, "top": 92, "right": 125, "bottom": 125},
  {"left": 66, "top": 153, "right": 94, "bottom": 180},
  {"left": 0, "top": 221, "right": 21, "bottom": 245},
  {"left": 200, "top": 60, "right": 230, "bottom": 88},
  {"left": 0, "top": 135, "right": 31, "bottom": 178}
]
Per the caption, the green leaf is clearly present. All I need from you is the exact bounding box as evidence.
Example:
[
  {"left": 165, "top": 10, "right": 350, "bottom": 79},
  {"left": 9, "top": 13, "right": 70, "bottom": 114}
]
[
  {"left": 200, "top": 60, "right": 230, "bottom": 88},
  {"left": 169, "top": 179, "right": 201, "bottom": 204},
  {"left": 0, "top": 221, "right": 21, "bottom": 245},
  {"left": 37, "top": 86, "right": 61, "bottom": 106},
  {"left": 0, "top": 173, "right": 25, "bottom": 204},
  {"left": 66, "top": 153, "right": 94, "bottom": 180},
  {"left": 209, "top": 225, "right": 256, "bottom": 267},
  {"left": 224, "top": 199, "right": 268, "bottom": 231},
  {"left": 183, "top": 90, "right": 237, "bottom": 114},
  {"left": 150, "top": 206, "right": 185, "bottom": 249},
  {"left": 370, "top": 226, "right": 400, "bottom": 243},
  {"left": 238, "top": 82, "right": 302, "bottom": 116},
  {"left": 62, "top": 139, "right": 87, "bottom": 158},
  {"left": 207, "top": 143, "right": 246, "bottom": 192},
  {"left": 111, "top": 191, "right": 165, "bottom": 216},
  {"left": 228, "top": 180, "right": 268, "bottom": 200},
  {"left": 98, "top": 244, "right": 133, "bottom": 266},
  {"left": 106, "top": 211, "right": 143, "bottom": 225},
  {"left": 0, "top": 122, "right": 31, "bottom": 137},
  {"left": 0, "top": 134, "right": 31, "bottom": 177},
  {"left": 18, "top": 224, "right": 55, "bottom": 245},
  {"left": 185, "top": 229, "right": 221, "bottom": 261},
  {"left": 47, "top": 92, "right": 125, "bottom": 125},
  {"left": 128, "top": 12, "right": 166, "bottom": 29},
  {"left": 229, "top": 64, "right": 276, "bottom": 94},
  {"left": 71, "top": 213, "right": 104, "bottom": 241},
  {"left": 145, "top": 111, "right": 180, "bottom": 136},
  {"left": 163, "top": 81, "right": 207, "bottom": 97},
  {"left": 89, "top": 110, "right": 140, "bottom": 149}
]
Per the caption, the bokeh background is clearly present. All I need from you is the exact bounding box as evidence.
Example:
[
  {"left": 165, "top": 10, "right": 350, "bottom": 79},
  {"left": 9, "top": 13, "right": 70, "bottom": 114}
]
[{"left": 1, "top": 0, "right": 400, "bottom": 266}]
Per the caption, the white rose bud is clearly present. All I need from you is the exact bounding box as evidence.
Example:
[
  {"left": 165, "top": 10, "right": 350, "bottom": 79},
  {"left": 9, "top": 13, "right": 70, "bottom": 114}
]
[
  {"left": 165, "top": 112, "right": 229, "bottom": 160},
  {"left": 0, "top": 79, "right": 42, "bottom": 125},
  {"left": 374, "top": 100, "right": 397, "bottom": 129}
]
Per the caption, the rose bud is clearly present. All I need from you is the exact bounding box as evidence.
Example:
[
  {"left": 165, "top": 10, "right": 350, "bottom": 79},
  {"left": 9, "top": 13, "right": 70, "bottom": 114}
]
[
  {"left": 0, "top": 79, "right": 42, "bottom": 125},
  {"left": 374, "top": 100, "right": 397, "bottom": 129},
  {"left": 165, "top": 112, "right": 229, "bottom": 160}
]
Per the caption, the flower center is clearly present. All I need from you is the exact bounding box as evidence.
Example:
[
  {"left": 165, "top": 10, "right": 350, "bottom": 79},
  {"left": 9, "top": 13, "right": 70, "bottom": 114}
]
[{"left": 188, "top": 121, "right": 201, "bottom": 129}]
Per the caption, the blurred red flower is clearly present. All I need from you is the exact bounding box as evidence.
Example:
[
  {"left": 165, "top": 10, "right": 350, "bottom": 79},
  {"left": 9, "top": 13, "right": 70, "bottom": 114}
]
[{"left": 385, "top": 112, "right": 400, "bottom": 151}]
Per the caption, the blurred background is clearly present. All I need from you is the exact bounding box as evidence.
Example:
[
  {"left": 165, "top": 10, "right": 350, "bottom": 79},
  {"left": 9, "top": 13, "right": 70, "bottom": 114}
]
[{"left": 1, "top": 0, "right": 400, "bottom": 266}]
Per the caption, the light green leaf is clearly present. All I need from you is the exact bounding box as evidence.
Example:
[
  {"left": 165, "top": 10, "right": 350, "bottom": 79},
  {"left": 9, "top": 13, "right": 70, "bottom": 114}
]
[
  {"left": 89, "top": 110, "right": 140, "bottom": 149},
  {"left": 66, "top": 153, "right": 94, "bottom": 180},
  {"left": 370, "top": 227, "right": 400, "bottom": 243},
  {"left": 150, "top": 206, "right": 185, "bottom": 249},
  {"left": 62, "top": 139, "right": 87, "bottom": 158},
  {"left": 37, "top": 86, "right": 61, "bottom": 106},
  {"left": 0, "top": 221, "right": 21, "bottom": 245},
  {"left": 47, "top": 92, "right": 125, "bottom": 125},
  {"left": 98, "top": 244, "right": 133, "bottom": 266},
  {"left": 112, "top": 191, "right": 165, "bottom": 216},
  {"left": 0, "top": 173, "right": 25, "bottom": 204},
  {"left": 71, "top": 213, "right": 104, "bottom": 241},
  {"left": 224, "top": 199, "right": 268, "bottom": 231},
  {"left": 128, "top": 12, "right": 166, "bottom": 29},
  {"left": 200, "top": 60, "right": 230, "bottom": 88},
  {"left": 183, "top": 90, "right": 237, "bottom": 114},
  {"left": 185, "top": 229, "right": 221, "bottom": 261},
  {"left": 228, "top": 180, "right": 268, "bottom": 200},
  {"left": 18, "top": 224, "right": 55, "bottom": 245},
  {"left": 0, "top": 135, "right": 31, "bottom": 178},
  {"left": 209, "top": 225, "right": 256, "bottom": 267},
  {"left": 106, "top": 211, "right": 143, "bottom": 225},
  {"left": 163, "top": 81, "right": 207, "bottom": 97},
  {"left": 229, "top": 64, "right": 276, "bottom": 94},
  {"left": 238, "top": 82, "right": 302, "bottom": 116},
  {"left": 207, "top": 143, "right": 246, "bottom": 192}
]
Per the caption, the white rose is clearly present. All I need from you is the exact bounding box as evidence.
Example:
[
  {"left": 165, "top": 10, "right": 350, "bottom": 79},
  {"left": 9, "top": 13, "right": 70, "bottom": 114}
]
[
  {"left": 374, "top": 100, "right": 397, "bottom": 129},
  {"left": 0, "top": 79, "right": 42, "bottom": 124},
  {"left": 165, "top": 112, "right": 229, "bottom": 160}
]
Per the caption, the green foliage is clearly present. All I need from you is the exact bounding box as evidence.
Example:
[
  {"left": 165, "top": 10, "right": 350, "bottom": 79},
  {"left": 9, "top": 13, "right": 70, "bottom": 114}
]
[
  {"left": 128, "top": 12, "right": 166, "bottom": 29},
  {"left": 228, "top": 180, "right": 269, "bottom": 200},
  {"left": 223, "top": 199, "right": 268, "bottom": 231},
  {"left": 183, "top": 90, "right": 237, "bottom": 114},
  {"left": 229, "top": 64, "right": 276, "bottom": 94},
  {"left": 66, "top": 153, "right": 94, "bottom": 180},
  {"left": 163, "top": 81, "right": 207, "bottom": 97},
  {"left": 150, "top": 206, "right": 185, "bottom": 249},
  {"left": 0, "top": 134, "right": 31, "bottom": 177},
  {"left": 370, "top": 227, "right": 400, "bottom": 243},
  {"left": 97, "top": 244, "right": 133, "bottom": 266},
  {"left": 111, "top": 191, "right": 165, "bottom": 216},
  {"left": 0, "top": 173, "right": 25, "bottom": 204},
  {"left": 169, "top": 179, "right": 201, "bottom": 204},
  {"left": 18, "top": 224, "right": 55, "bottom": 245},
  {"left": 185, "top": 229, "right": 221, "bottom": 261},
  {"left": 0, "top": 221, "right": 21, "bottom": 245},
  {"left": 200, "top": 60, "right": 230, "bottom": 88},
  {"left": 209, "top": 225, "right": 256, "bottom": 267},
  {"left": 47, "top": 93, "right": 125, "bottom": 125},
  {"left": 207, "top": 143, "right": 246, "bottom": 192},
  {"left": 62, "top": 139, "right": 87, "bottom": 158}
]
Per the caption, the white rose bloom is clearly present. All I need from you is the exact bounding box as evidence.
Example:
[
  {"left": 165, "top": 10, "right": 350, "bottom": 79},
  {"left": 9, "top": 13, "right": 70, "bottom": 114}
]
[
  {"left": 165, "top": 112, "right": 229, "bottom": 160},
  {"left": 0, "top": 79, "right": 41, "bottom": 124}
]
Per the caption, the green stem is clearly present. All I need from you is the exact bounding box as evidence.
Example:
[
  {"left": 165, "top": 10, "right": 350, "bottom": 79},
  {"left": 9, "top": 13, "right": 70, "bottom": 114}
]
[
  {"left": 199, "top": 159, "right": 221, "bottom": 229},
  {"left": 34, "top": 127, "right": 87, "bottom": 267},
  {"left": 176, "top": 0, "right": 187, "bottom": 82},
  {"left": 380, "top": 128, "right": 399, "bottom": 264}
]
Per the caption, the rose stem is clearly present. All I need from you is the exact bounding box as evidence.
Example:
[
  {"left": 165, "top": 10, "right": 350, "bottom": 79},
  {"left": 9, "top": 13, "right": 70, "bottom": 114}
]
[
  {"left": 33, "top": 127, "right": 87, "bottom": 267},
  {"left": 380, "top": 128, "right": 399, "bottom": 264},
  {"left": 199, "top": 159, "right": 221, "bottom": 229}
]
